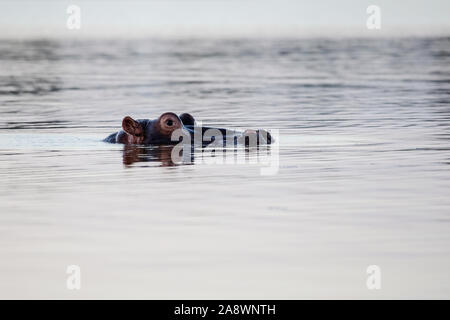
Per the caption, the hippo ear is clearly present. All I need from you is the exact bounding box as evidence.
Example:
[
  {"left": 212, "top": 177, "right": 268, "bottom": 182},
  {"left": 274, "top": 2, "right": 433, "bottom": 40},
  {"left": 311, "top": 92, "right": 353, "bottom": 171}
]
[
  {"left": 179, "top": 113, "right": 196, "bottom": 126},
  {"left": 122, "top": 116, "right": 144, "bottom": 137}
]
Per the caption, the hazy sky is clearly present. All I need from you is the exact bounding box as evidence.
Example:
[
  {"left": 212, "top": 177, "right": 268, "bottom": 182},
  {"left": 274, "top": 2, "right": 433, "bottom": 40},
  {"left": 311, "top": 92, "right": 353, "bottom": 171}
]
[{"left": 1, "top": 0, "right": 449, "bottom": 37}]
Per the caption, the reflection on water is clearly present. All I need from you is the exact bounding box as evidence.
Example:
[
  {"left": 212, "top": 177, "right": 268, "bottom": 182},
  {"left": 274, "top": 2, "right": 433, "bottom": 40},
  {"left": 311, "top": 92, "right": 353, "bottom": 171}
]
[
  {"left": 0, "top": 37, "right": 450, "bottom": 299},
  {"left": 123, "top": 145, "right": 181, "bottom": 166},
  {"left": 121, "top": 144, "right": 277, "bottom": 171}
]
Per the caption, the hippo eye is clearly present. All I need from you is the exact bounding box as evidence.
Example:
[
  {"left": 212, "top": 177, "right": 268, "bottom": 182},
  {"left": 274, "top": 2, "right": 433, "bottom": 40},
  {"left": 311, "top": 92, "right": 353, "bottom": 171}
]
[{"left": 158, "top": 112, "right": 181, "bottom": 134}]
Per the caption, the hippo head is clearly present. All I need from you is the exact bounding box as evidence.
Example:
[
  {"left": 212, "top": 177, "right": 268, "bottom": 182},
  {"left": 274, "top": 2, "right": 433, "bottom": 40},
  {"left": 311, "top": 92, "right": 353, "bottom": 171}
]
[
  {"left": 106, "top": 112, "right": 273, "bottom": 146},
  {"left": 119, "top": 112, "right": 195, "bottom": 145}
]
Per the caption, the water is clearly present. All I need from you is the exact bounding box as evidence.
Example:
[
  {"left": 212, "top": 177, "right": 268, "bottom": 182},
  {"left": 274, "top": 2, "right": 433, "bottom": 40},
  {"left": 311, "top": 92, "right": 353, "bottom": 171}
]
[{"left": 0, "top": 37, "right": 449, "bottom": 299}]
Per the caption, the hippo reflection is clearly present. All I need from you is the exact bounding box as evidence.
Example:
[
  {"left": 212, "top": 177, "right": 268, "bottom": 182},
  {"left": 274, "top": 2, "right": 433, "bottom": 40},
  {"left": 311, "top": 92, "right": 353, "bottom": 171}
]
[
  {"left": 121, "top": 143, "right": 274, "bottom": 167},
  {"left": 104, "top": 112, "right": 272, "bottom": 146},
  {"left": 122, "top": 145, "right": 192, "bottom": 167}
]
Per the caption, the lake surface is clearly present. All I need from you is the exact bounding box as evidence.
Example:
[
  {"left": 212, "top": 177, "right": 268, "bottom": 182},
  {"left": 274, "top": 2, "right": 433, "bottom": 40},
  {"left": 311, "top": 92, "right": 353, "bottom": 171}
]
[{"left": 0, "top": 37, "right": 449, "bottom": 299}]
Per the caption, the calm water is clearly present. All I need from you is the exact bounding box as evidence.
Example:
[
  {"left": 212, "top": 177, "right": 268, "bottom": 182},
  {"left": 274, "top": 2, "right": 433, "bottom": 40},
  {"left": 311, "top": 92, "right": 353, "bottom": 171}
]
[{"left": 0, "top": 37, "right": 449, "bottom": 299}]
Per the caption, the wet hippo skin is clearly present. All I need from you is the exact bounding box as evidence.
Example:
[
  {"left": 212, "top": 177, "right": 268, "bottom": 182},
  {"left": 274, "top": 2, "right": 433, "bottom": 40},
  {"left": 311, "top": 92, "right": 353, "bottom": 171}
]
[{"left": 104, "top": 112, "right": 272, "bottom": 146}]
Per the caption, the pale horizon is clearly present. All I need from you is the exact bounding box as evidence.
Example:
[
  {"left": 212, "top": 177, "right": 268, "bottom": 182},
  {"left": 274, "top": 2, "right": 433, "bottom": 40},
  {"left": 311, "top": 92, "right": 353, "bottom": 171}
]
[{"left": 1, "top": 0, "right": 449, "bottom": 38}]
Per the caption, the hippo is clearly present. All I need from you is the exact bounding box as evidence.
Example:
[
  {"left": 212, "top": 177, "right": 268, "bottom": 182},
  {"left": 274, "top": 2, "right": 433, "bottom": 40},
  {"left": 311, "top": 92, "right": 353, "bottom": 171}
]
[{"left": 104, "top": 112, "right": 272, "bottom": 146}]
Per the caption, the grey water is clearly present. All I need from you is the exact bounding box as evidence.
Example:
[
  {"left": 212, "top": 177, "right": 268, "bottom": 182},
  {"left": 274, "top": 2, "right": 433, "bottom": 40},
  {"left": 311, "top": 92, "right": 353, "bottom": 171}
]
[{"left": 0, "top": 37, "right": 449, "bottom": 299}]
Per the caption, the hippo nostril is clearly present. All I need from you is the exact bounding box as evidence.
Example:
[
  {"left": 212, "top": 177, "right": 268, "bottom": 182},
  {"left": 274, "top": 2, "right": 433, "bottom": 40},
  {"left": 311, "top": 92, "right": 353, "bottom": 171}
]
[{"left": 166, "top": 119, "right": 173, "bottom": 126}]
